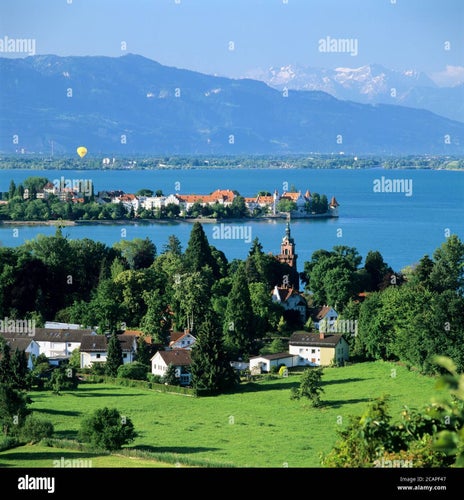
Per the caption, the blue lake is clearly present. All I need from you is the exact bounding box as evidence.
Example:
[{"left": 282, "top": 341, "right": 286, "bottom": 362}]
[{"left": 0, "top": 167, "right": 463, "bottom": 272}]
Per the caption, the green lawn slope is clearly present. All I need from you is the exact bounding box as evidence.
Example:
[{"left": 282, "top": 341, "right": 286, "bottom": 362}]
[{"left": 0, "top": 360, "right": 442, "bottom": 468}]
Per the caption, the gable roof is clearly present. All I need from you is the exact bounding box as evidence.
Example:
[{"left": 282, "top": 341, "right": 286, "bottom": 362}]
[
  {"left": 117, "top": 334, "right": 137, "bottom": 352},
  {"left": 169, "top": 331, "right": 196, "bottom": 346},
  {"left": 273, "top": 286, "right": 307, "bottom": 305},
  {"left": 2, "top": 336, "right": 37, "bottom": 352},
  {"left": 80, "top": 334, "right": 107, "bottom": 352},
  {"left": 31, "top": 328, "right": 94, "bottom": 343},
  {"left": 289, "top": 331, "right": 344, "bottom": 348},
  {"left": 79, "top": 333, "right": 137, "bottom": 353},
  {"left": 312, "top": 306, "right": 337, "bottom": 321},
  {"left": 153, "top": 349, "right": 191, "bottom": 366}
]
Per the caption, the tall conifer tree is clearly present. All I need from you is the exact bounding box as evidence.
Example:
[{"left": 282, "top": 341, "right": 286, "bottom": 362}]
[
  {"left": 105, "top": 333, "right": 123, "bottom": 377},
  {"left": 190, "top": 313, "right": 239, "bottom": 395},
  {"left": 223, "top": 262, "right": 256, "bottom": 358}
]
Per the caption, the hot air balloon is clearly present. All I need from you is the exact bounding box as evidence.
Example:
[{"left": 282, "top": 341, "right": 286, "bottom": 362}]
[{"left": 77, "top": 146, "right": 87, "bottom": 158}]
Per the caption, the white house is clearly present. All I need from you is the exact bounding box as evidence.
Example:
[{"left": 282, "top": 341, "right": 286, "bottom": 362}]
[
  {"left": 150, "top": 349, "right": 192, "bottom": 386},
  {"left": 33, "top": 328, "right": 94, "bottom": 365},
  {"left": 79, "top": 334, "right": 137, "bottom": 369},
  {"left": 288, "top": 331, "right": 349, "bottom": 367},
  {"left": 311, "top": 306, "right": 339, "bottom": 332},
  {"left": 249, "top": 352, "right": 299, "bottom": 374},
  {"left": 169, "top": 330, "right": 196, "bottom": 350},
  {"left": 271, "top": 286, "right": 307, "bottom": 323},
  {"left": 1, "top": 335, "right": 41, "bottom": 370}
]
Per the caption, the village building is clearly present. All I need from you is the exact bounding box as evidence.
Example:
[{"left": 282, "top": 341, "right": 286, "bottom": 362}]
[
  {"left": 288, "top": 331, "right": 349, "bottom": 367},
  {"left": 79, "top": 333, "right": 137, "bottom": 369},
  {"left": 150, "top": 349, "right": 192, "bottom": 386}
]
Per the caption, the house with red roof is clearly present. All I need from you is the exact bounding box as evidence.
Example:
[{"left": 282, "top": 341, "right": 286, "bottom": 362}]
[{"left": 150, "top": 349, "right": 192, "bottom": 386}]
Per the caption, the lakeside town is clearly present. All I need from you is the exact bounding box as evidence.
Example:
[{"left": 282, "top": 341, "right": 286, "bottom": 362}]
[{"left": 0, "top": 175, "right": 340, "bottom": 222}]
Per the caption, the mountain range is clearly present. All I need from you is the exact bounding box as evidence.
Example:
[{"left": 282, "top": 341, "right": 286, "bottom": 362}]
[
  {"left": 1, "top": 54, "right": 463, "bottom": 156},
  {"left": 245, "top": 63, "right": 464, "bottom": 123}
]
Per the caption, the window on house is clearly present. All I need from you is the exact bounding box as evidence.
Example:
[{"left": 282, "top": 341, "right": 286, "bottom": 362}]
[
  {"left": 96, "top": 354, "right": 100, "bottom": 359},
  {"left": 311, "top": 349, "right": 315, "bottom": 354},
  {"left": 123, "top": 353, "right": 127, "bottom": 358}
]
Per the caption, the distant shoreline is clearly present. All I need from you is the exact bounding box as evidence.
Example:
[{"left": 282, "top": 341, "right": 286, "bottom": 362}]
[{"left": 0, "top": 213, "right": 338, "bottom": 227}]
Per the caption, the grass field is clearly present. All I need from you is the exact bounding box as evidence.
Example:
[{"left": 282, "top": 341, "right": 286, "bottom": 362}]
[{"left": 0, "top": 360, "right": 444, "bottom": 468}]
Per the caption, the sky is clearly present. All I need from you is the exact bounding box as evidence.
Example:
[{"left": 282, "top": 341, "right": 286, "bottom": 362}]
[{"left": 0, "top": 0, "right": 463, "bottom": 86}]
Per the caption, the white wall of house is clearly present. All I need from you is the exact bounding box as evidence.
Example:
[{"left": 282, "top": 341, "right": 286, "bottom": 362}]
[
  {"left": 80, "top": 351, "right": 107, "bottom": 368},
  {"left": 171, "top": 333, "right": 196, "bottom": 349},
  {"left": 80, "top": 350, "right": 134, "bottom": 368},
  {"left": 25, "top": 340, "right": 40, "bottom": 370},
  {"left": 249, "top": 355, "right": 299, "bottom": 373},
  {"left": 315, "top": 308, "right": 338, "bottom": 331},
  {"left": 37, "top": 340, "right": 81, "bottom": 360},
  {"left": 289, "top": 345, "right": 321, "bottom": 366},
  {"left": 151, "top": 352, "right": 168, "bottom": 377}
]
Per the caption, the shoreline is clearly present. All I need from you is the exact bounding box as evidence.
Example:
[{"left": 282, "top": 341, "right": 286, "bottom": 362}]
[{"left": 0, "top": 213, "right": 338, "bottom": 227}]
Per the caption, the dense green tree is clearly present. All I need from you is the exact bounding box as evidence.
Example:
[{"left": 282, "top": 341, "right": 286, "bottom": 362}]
[
  {"left": 8, "top": 180, "right": 16, "bottom": 200},
  {"left": 10, "top": 348, "right": 30, "bottom": 390},
  {"left": 140, "top": 289, "right": 171, "bottom": 344},
  {"left": 410, "top": 254, "right": 434, "bottom": 289},
  {"left": 134, "top": 336, "right": 152, "bottom": 367},
  {"left": 163, "top": 364, "right": 180, "bottom": 386},
  {"left": 68, "top": 238, "right": 119, "bottom": 302},
  {"left": 290, "top": 367, "right": 324, "bottom": 406},
  {"left": 0, "top": 383, "right": 31, "bottom": 435},
  {"left": 78, "top": 407, "right": 137, "bottom": 451},
  {"left": 228, "top": 195, "right": 248, "bottom": 217},
  {"left": 183, "top": 222, "right": 220, "bottom": 280},
  {"left": 113, "top": 237, "right": 157, "bottom": 270},
  {"left": 105, "top": 334, "right": 123, "bottom": 377},
  {"left": 0, "top": 340, "right": 13, "bottom": 385},
  {"left": 162, "top": 234, "right": 183, "bottom": 255},
  {"left": 249, "top": 281, "right": 283, "bottom": 337},
  {"left": 21, "top": 228, "right": 75, "bottom": 318},
  {"left": 113, "top": 269, "right": 157, "bottom": 327},
  {"left": 223, "top": 262, "right": 256, "bottom": 358},
  {"left": 276, "top": 198, "right": 297, "bottom": 213},
  {"left": 429, "top": 234, "right": 464, "bottom": 294},
  {"left": 91, "top": 278, "right": 126, "bottom": 334},
  {"left": 47, "top": 365, "right": 79, "bottom": 394},
  {"left": 364, "top": 250, "right": 391, "bottom": 291},
  {"left": 190, "top": 314, "right": 239, "bottom": 396},
  {"left": 172, "top": 270, "right": 212, "bottom": 333},
  {"left": 354, "top": 289, "right": 398, "bottom": 360}
]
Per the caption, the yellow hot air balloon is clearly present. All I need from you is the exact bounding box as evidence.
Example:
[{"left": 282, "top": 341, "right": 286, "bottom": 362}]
[{"left": 77, "top": 146, "right": 87, "bottom": 158}]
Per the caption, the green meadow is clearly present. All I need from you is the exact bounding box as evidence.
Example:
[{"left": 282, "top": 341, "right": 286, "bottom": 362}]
[{"left": 0, "top": 360, "right": 443, "bottom": 468}]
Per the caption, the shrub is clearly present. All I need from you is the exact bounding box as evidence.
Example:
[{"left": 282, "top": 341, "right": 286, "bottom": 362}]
[
  {"left": 117, "top": 361, "right": 149, "bottom": 381},
  {"left": 20, "top": 416, "right": 54, "bottom": 444},
  {"left": 78, "top": 407, "right": 137, "bottom": 451}
]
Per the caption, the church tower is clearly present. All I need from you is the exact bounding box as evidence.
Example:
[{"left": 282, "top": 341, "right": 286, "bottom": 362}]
[{"left": 277, "top": 216, "right": 299, "bottom": 290}]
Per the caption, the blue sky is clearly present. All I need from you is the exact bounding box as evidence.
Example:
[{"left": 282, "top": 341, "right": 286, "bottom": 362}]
[{"left": 0, "top": 0, "right": 463, "bottom": 85}]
